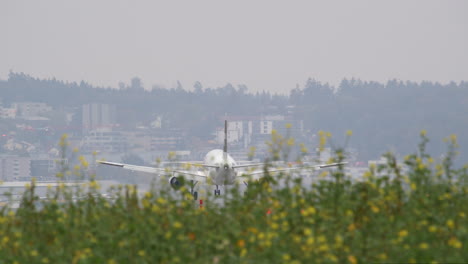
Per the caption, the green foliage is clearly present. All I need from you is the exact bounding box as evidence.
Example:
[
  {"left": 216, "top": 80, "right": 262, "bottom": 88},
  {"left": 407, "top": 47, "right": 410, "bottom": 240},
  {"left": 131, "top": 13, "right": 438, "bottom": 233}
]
[{"left": 0, "top": 134, "right": 467, "bottom": 263}]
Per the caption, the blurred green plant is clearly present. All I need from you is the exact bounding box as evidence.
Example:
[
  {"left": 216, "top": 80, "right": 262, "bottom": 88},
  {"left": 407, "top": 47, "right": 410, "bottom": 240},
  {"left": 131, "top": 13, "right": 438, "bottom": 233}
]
[{"left": 0, "top": 131, "right": 467, "bottom": 263}]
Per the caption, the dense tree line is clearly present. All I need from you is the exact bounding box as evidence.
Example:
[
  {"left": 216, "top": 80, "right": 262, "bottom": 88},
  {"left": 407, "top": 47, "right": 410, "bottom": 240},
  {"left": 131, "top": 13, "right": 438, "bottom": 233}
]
[
  {"left": 1, "top": 72, "right": 467, "bottom": 162},
  {"left": 291, "top": 78, "right": 468, "bottom": 161}
]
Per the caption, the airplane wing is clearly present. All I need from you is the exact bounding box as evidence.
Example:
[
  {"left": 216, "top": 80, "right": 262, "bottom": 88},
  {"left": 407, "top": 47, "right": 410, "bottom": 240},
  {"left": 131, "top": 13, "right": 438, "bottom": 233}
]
[
  {"left": 98, "top": 161, "right": 168, "bottom": 174},
  {"left": 238, "top": 162, "right": 347, "bottom": 181},
  {"left": 153, "top": 162, "right": 218, "bottom": 169},
  {"left": 171, "top": 170, "right": 208, "bottom": 182},
  {"left": 98, "top": 161, "right": 207, "bottom": 182},
  {"left": 232, "top": 163, "right": 265, "bottom": 169},
  {"left": 165, "top": 162, "right": 218, "bottom": 169}
]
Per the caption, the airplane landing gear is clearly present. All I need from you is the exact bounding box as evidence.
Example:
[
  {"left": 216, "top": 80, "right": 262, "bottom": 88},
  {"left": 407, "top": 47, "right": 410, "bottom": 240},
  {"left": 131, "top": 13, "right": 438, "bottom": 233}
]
[{"left": 190, "top": 180, "right": 198, "bottom": 200}]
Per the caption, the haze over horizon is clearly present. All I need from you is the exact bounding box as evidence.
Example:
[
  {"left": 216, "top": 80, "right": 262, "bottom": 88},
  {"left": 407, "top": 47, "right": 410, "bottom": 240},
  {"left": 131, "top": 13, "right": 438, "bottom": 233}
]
[{"left": 1, "top": 0, "right": 467, "bottom": 93}]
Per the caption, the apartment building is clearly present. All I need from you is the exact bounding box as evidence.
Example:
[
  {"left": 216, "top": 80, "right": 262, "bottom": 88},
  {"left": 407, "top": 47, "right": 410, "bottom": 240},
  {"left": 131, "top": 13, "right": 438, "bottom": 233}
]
[{"left": 0, "top": 156, "right": 31, "bottom": 181}]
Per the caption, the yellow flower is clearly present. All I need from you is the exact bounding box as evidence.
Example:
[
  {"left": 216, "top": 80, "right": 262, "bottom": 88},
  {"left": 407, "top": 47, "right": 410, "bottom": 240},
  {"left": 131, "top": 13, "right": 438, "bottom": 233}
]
[
  {"left": 237, "top": 239, "right": 245, "bottom": 248},
  {"left": 335, "top": 235, "right": 343, "bottom": 246},
  {"left": 271, "top": 222, "right": 279, "bottom": 230},
  {"left": 89, "top": 180, "right": 100, "bottom": 189},
  {"left": 448, "top": 237, "right": 462, "bottom": 249},
  {"left": 157, "top": 197, "right": 167, "bottom": 204},
  {"left": 346, "top": 130, "right": 353, "bottom": 137},
  {"left": 173, "top": 221, "right": 182, "bottom": 229},
  {"left": 348, "top": 255, "right": 357, "bottom": 264},
  {"left": 282, "top": 254, "right": 291, "bottom": 261},
  {"left": 419, "top": 243, "right": 429, "bottom": 250},
  {"left": 410, "top": 183, "right": 417, "bottom": 191},
  {"left": 319, "top": 171, "right": 329, "bottom": 178},
  {"left": 318, "top": 244, "right": 329, "bottom": 252},
  {"left": 378, "top": 253, "right": 387, "bottom": 260},
  {"left": 420, "top": 130, "right": 427, "bottom": 137},
  {"left": 2, "top": 236, "right": 9, "bottom": 245},
  {"left": 258, "top": 232, "right": 265, "bottom": 240},
  {"left": 248, "top": 227, "right": 258, "bottom": 234},
  {"left": 31, "top": 249, "right": 39, "bottom": 257},
  {"left": 305, "top": 206, "right": 316, "bottom": 215},
  {"left": 446, "top": 219, "right": 454, "bottom": 229},
  {"left": 240, "top": 248, "right": 247, "bottom": 257},
  {"left": 398, "top": 230, "right": 408, "bottom": 238},
  {"left": 318, "top": 235, "right": 326, "bottom": 243},
  {"left": 328, "top": 254, "right": 338, "bottom": 263},
  {"left": 138, "top": 250, "right": 145, "bottom": 257},
  {"left": 450, "top": 134, "right": 457, "bottom": 143},
  {"left": 363, "top": 171, "right": 372, "bottom": 179},
  {"left": 429, "top": 225, "right": 437, "bottom": 233}
]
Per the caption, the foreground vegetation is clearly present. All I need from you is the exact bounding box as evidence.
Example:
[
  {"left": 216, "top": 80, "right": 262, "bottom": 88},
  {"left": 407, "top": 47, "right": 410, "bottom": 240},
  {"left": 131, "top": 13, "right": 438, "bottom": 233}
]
[{"left": 0, "top": 133, "right": 467, "bottom": 263}]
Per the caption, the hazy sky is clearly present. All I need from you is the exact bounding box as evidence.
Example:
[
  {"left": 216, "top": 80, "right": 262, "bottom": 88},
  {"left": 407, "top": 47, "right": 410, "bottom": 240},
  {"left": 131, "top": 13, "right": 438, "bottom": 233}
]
[{"left": 1, "top": 0, "right": 467, "bottom": 93}]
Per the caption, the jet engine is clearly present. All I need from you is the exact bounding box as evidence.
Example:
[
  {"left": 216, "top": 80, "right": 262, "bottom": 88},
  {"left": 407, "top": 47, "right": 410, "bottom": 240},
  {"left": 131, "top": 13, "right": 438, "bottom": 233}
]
[{"left": 168, "top": 176, "right": 184, "bottom": 190}]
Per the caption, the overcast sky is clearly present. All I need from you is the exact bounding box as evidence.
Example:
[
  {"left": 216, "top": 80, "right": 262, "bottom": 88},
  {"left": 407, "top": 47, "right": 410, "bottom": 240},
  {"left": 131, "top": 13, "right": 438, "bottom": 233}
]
[{"left": 1, "top": 0, "right": 467, "bottom": 93}]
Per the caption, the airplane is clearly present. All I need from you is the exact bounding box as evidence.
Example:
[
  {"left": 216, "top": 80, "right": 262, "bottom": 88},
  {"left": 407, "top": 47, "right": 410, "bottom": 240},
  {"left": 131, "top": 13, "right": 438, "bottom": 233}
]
[{"left": 98, "top": 121, "right": 346, "bottom": 200}]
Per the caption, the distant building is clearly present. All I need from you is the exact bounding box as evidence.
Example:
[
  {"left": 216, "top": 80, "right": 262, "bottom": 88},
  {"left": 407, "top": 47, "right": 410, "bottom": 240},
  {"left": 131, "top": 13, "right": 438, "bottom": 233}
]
[
  {"left": 82, "top": 104, "right": 117, "bottom": 133},
  {"left": 30, "top": 159, "right": 59, "bottom": 180},
  {"left": 259, "top": 120, "right": 273, "bottom": 134},
  {"left": 368, "top": 157, "right": 389, "bottom": 167},
  {"left": 0, "top": 107, "right": 16, "bottom": 119},
  {"left": 215, "top": 121, "right": 245, "bottom": 144},
  {"left": 12, "top": 102, "right": 52, "bottom": 118},
  {"left": 0, "top": 156, "right": 31, "bottom": 181},
  {"left": 150, "top": 131, "right": 184, "bottom": 151},
  {"left": 215, "top": 115, "right": 304, "bottom": 149},
  {"left": 0, "top": 97, "right": 16, "bottom": 118},
  {"left": 122, "top": 130, "right": 152, "bottom": 153},
  {"left": 81, "top": 129, "right": 127, "bottom": 153}
]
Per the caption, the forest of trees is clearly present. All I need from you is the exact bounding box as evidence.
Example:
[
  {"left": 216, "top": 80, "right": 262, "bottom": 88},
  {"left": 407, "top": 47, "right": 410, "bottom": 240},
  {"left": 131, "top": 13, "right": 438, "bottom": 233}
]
[
  {"left": 291, "top": 78, "right": 468, "bottom": 160},
  {"left": 1, "top": 72, "right": 467, "bottom": 162}
]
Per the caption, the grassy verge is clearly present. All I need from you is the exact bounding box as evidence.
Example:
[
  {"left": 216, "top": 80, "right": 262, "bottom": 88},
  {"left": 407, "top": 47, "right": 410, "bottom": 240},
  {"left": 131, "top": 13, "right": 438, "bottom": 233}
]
[{"left": 0, "top": 133, "right": 467, "bottom": 263}]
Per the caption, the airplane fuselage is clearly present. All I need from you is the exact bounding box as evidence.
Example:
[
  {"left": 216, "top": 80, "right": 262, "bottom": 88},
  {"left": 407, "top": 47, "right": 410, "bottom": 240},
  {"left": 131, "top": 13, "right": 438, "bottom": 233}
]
[{"left": 203, "top": 149, "right": 238, "bottom": 185}]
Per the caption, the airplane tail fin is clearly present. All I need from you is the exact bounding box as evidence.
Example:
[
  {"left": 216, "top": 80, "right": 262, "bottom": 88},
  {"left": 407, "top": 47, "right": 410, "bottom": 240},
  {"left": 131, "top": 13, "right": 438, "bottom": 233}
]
[{"left": 223, "top": 120, "right": 228, "bottom": 162}]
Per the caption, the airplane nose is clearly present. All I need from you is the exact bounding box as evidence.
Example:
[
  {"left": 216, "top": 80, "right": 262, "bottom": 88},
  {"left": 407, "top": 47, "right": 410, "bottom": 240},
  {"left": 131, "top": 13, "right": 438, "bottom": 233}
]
[{"left": 224, "top": 165, "right": 229, "bottom": 170}]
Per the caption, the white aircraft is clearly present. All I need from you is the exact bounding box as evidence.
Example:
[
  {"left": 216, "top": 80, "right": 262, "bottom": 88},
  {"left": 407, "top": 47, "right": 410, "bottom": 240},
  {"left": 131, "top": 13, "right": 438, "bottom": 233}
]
[{"left": 98, "top": 121, "right": 346, "bottom": 199}]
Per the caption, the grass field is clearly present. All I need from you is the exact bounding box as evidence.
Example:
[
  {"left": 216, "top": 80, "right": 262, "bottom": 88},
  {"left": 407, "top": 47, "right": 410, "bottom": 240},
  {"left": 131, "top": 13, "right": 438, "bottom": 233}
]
[{"left": 0, "top": 132, "right": 467, "bottom": 263}]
